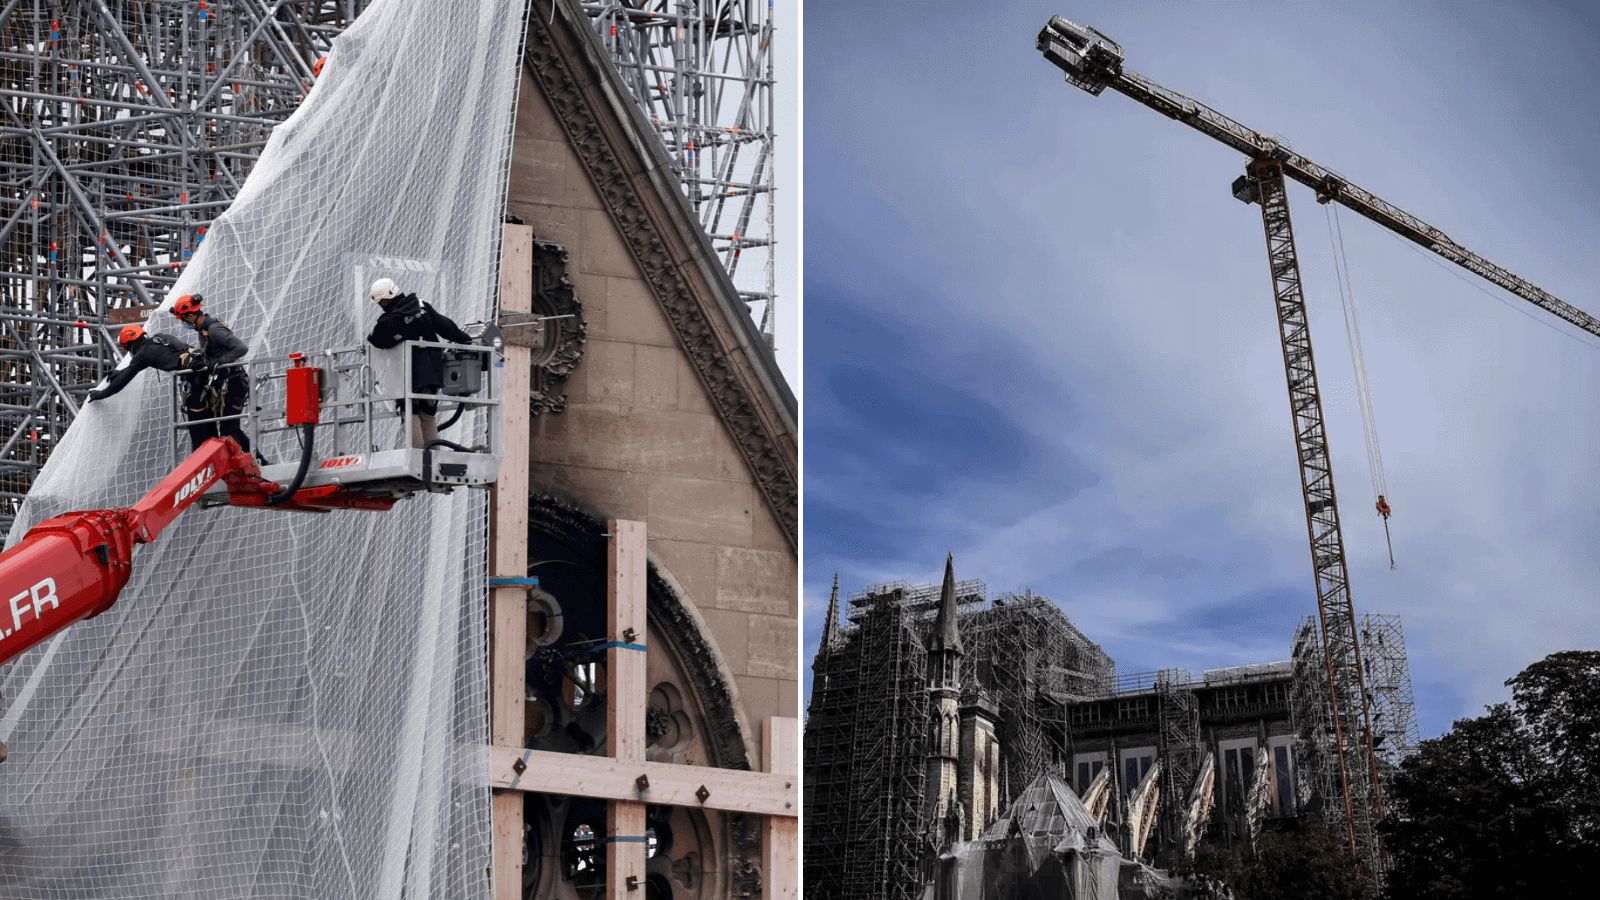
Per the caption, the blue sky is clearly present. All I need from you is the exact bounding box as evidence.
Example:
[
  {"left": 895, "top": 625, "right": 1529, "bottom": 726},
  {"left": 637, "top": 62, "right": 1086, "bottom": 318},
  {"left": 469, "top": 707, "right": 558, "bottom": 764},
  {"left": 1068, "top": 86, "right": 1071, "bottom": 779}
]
[{"left": 802, "top": 1, "right": 1600, "bottom": 742}]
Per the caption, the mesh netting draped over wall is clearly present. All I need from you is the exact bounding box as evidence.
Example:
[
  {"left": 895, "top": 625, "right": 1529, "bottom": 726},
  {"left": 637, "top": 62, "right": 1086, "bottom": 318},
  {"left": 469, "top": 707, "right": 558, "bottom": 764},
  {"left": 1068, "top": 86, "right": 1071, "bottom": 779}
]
[{"left": 0, "top": 0, "right": 526, "bottom": 895}]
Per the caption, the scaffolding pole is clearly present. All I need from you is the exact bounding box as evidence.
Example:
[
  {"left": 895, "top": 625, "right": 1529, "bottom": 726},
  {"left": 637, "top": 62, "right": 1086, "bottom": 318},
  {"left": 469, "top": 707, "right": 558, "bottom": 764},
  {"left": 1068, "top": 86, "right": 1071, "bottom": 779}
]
[
  {"left": 1358, "top": 614, "right": 1420, "bottom": 794},
  {"left": 582, "top": 0, "right": 778, "bottom": 343},
  {"left": 0, "top": 1, "right": 370, "bottom": 534}
]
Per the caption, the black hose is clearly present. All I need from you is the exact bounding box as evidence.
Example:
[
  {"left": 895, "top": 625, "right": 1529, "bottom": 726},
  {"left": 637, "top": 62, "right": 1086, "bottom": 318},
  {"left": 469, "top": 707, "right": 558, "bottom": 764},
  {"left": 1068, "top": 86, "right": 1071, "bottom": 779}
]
[
  {"left": 268, "top": 423, "right": 315, "bottom": 507},
  {"left": 437, "top": 401, "right": 466, "bottom": 431},
  {"left": 422, "top": 438, "right": 473, "bottom": 453}
]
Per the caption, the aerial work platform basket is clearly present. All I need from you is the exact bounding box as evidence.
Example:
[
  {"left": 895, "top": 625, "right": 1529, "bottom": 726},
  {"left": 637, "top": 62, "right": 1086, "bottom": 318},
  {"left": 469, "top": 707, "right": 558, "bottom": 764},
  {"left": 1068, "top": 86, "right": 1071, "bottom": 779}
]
[{"left": 177, "top": 330, "right": 504, "bottom": 510}]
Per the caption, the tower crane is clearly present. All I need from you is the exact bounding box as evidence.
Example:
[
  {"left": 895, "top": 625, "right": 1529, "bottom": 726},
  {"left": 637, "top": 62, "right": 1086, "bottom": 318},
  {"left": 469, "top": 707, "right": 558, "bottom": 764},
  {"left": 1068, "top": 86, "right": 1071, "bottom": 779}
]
[{"left": 1037, "top": 12, "right": 1600, "bottom": 885}]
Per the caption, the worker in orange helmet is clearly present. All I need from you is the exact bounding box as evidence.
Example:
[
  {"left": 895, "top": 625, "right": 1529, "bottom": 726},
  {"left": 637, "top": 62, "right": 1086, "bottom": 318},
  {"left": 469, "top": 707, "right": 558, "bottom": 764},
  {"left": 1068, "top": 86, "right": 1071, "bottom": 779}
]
[
  {"left": 86, "top": 324, "right": 199, "bottom": 406},
  {"left": 171, "top": 294, "right": 255, "bottom": 455},
  {"left": 1375, "top": 495, "right": 1392, "bottom": 519}
]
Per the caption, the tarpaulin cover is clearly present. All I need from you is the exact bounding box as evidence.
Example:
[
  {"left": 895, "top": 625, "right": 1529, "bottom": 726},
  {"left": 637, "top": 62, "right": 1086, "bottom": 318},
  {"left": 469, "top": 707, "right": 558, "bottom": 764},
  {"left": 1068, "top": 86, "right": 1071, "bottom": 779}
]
[{"left": 0, "top": 0, "right": 526, "bottom": 895}]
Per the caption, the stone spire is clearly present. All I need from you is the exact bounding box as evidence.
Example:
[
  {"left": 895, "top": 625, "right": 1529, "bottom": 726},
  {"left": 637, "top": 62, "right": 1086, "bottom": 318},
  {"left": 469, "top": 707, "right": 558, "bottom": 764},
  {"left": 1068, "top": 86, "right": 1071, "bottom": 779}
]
[
  {"left": 927, "top": 553, "right": 963, "bottom": 655},
  {"left": 820, "top": 572, "right": 841, "bottom": 653}
]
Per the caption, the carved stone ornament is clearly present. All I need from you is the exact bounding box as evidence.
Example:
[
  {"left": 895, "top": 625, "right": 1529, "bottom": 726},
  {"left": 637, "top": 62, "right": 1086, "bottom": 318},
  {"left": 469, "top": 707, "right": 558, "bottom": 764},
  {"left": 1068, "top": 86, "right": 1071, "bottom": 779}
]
[
  {"left": 522, "top": 0, "right": 797, "bottom": 548},
  {"left": 501, "top": 238, "right": 587, "bottom": 416}
]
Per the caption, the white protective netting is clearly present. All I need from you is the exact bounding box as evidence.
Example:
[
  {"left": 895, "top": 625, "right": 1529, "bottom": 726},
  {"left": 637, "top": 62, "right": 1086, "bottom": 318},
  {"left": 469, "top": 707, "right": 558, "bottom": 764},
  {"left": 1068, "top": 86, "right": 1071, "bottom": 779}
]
[{"left": 0, "top": 0, "right": 527, "bottom": 896}]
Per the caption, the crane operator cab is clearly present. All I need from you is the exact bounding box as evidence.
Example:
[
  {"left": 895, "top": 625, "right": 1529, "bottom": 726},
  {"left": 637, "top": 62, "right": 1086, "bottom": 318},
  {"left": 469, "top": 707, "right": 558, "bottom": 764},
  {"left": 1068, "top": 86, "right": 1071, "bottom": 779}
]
[
  {"left": 183, "top": 323, "right": 505, "bottom": 512},
  {"left": 1037, "top": 15, "right": 1124, "bottom": 96}
]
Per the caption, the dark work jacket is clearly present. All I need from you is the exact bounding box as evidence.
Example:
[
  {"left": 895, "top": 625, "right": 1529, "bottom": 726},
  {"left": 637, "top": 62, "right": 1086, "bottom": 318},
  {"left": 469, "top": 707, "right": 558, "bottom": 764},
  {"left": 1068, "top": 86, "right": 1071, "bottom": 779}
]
[
  {"left": 193, "top": 314, "right": 248, "bottom": 367},
  {"left": 365, "top": 293, "right": 472, "bottom": 390},
  {"left": 94, "top": 334, "right": 194, "bottom": 399}
]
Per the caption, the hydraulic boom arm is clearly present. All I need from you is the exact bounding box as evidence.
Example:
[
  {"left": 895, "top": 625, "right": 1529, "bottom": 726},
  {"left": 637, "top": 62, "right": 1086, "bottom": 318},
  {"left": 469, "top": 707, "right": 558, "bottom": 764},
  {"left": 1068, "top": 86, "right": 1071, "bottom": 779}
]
[
  {"left": 0, "top": 437, "right": 280, "bottom": 669},
  {"left": 1037, "top": 14, "right": 1600, "bottom": 339}
]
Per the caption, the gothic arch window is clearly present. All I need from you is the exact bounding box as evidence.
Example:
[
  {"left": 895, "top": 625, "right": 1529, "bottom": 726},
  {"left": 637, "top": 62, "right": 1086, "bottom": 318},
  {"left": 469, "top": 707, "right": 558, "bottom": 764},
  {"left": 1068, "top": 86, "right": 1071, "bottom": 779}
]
[{"left": 519, "top": 495, "right": 762, "bottom": 900}]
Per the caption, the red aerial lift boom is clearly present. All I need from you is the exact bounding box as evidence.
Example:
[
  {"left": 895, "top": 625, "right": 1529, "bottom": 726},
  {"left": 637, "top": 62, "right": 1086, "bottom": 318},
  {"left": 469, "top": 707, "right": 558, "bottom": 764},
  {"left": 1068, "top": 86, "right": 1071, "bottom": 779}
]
[
  {"left": 0, "top": 436, "right": 392, "bottom": 671},
  {"left": 0, "top": 333, "right": 503, "bottom": 768}
]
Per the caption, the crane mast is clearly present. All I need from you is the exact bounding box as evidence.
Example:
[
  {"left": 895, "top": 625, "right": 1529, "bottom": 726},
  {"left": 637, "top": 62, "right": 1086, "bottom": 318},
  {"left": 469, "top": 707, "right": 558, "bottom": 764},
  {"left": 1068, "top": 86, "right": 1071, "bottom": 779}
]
[
  {"left": 1038, "top": 14, "right": 1387, "bottom": 876},
  {"left": 1035, "top": 13, "right": 1600, "bottom": 884},
  {"left": 1242, "top": 156, "right": 1385, "bottom": 873}
]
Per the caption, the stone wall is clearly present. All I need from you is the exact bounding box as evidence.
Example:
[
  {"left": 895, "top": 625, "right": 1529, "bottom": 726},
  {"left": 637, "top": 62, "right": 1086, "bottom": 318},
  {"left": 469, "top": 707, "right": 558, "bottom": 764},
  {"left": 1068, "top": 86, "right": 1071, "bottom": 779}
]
[{"left": 506, "top": 67, "right": 797, "bottom": 745}]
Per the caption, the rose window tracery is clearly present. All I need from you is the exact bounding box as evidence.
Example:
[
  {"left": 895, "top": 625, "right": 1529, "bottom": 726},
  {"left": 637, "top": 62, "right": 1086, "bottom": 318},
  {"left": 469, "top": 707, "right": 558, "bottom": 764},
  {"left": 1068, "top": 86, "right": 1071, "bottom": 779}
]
[{"left": 518, "top": 496, "right": 759, "bottom": 899}]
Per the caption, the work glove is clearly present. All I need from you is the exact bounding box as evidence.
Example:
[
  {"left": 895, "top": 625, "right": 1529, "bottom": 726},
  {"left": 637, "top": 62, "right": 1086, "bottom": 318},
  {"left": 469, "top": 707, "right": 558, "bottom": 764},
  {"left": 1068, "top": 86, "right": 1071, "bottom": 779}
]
[
  {"left": 87, "top": 389, "right": 109, "bottom": 402},
  {"left": 179, "top": 349, "right": 205, "bottom": 369}
]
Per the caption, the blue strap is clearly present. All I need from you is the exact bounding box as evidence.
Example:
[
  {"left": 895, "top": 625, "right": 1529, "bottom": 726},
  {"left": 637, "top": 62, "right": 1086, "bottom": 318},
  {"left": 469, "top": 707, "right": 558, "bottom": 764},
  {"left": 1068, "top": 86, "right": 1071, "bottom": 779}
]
[
  {"left": 562, "top": 641, "right": 647, "bottom": 660},
  {"left": 489, "top": 577, "right": 540, "bottom": 587},
  {"left": 595, "top": 836, "right": 649, "bottom": 844},
  {"left": 507, "top": 749, "right": 532, "bottom": 792}
]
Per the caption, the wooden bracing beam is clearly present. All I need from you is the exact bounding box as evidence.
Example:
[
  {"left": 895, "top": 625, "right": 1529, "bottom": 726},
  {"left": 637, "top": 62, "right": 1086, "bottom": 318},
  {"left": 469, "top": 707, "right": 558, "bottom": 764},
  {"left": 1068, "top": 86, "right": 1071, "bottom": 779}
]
[
  {"left": 607, "top": 519, "right": 648, "bottom": 898},
  {"left": 490, "top": 223, "right": 535, "bottom": 900},
  {"left": 488, "top": 744, "right": 798, "bottom": 818},
  {"left": 489, "top": 226, "right": 797, "bottom": 899},
  {"left": 763, "top": 717, "right": 800, "bottom": 900}
]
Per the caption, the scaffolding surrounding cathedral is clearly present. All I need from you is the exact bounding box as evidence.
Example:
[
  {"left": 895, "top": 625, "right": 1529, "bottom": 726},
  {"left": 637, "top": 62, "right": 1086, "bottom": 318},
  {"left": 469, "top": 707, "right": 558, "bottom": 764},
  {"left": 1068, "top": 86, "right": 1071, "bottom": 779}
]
[
  {"left": 804, "top": 580, "right": 932, "bottom": 900},
  {"left": 804, "top": 573, "right": 1118, "bottom": 900},
  {"left": 804, "top": 563, "right": 1421, "bottom": 900},
  {"left": 582, "top": 1, "right": 778, "bottom": 339},
  {"left": 1294, "top": 614, "right": 1421, "bottom": 807},
  {"left": 960, "top": 588, "right": 1117, "bottom": 800},
  {"left": 0, "top": 0, "right": 370, "bottom": 533}
]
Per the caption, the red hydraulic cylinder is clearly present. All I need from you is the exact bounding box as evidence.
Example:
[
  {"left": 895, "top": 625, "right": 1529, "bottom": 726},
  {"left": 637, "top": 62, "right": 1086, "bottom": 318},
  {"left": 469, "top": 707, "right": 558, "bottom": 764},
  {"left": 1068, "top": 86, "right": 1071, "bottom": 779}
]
[
  {"left": 0, "top": 437, "right": 262, "bottom": 669},
  {"left": 0, "top": 508, "right": 135, "bottom": 665}
]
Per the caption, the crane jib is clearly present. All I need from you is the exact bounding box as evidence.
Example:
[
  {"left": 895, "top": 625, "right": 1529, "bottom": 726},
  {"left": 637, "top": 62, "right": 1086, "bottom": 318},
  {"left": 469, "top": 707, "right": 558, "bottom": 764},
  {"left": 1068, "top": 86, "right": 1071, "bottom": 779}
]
[{"left": 1039, "top": 15, "right": 1600, "bottom": 342}]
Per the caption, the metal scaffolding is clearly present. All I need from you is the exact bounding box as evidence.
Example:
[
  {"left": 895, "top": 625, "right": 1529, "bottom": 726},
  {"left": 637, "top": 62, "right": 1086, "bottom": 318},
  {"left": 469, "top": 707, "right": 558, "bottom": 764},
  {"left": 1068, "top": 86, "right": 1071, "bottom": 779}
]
[
  {"left": 582, "top": 1, "right": 777, "bottom": 341},
  {"left": 0, "top": 0, "right": 369, "bottom": 534},
  {"left": 1290, "top": 617, "right": 1336, "bottom": 821},
  {"left": 842, "top": 586, "right": 929, "bottom": 900},
  {"left": 1155, "top": 668, "right": 1199, "bottom": 864},
  {"left": 1358, "top": 614, "right": 1420, "bottom": 788},
  {"left": 962, "top": 589, "right": 1114, "bottom": 805},
  {"left": 1292, "top": 612, "right": 1415, "bottom": 880},
  {"left": 802, "top": 577, "right": 1116, "bottom": 900}
]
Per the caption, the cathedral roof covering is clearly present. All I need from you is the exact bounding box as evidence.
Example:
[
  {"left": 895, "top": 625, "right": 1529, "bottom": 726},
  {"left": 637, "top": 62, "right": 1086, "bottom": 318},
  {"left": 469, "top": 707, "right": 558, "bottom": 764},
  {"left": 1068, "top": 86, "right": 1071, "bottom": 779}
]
[{"left": 982, "top": 773, "right": 1120, "bottom": 861}]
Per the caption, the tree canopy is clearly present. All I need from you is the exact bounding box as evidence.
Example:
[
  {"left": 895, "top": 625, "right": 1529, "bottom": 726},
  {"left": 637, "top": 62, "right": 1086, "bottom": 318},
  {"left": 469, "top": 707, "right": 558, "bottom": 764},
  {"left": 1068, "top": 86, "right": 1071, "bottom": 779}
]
[{"left": 1381, "top": 650, "right": 1600, "bottom": 900}]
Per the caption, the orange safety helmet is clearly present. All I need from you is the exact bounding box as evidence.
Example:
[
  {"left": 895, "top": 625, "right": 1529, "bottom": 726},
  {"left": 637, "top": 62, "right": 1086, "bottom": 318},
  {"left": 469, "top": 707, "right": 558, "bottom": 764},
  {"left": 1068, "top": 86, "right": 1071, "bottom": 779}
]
[
  {"left": 118, "top": 324, "right": 145, "bottom": 346},
  {"left": 172, "top": 294, "right": 204, "bottom": 317}
]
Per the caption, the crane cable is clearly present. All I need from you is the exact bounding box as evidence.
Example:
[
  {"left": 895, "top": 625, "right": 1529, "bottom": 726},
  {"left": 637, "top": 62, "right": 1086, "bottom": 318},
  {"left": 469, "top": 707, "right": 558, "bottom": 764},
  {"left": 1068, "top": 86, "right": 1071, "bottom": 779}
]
[{"left": 1325, "top": 204, "right": 1395, "bottom": 570}]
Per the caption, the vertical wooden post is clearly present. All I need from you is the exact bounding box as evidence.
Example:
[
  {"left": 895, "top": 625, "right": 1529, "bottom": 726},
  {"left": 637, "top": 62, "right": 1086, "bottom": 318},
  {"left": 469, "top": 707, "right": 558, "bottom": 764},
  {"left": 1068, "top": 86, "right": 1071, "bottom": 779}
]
[
  {"left": 491, "top": 224, "right": 534, "bottom": 900},
  {"left": 607, "top": 519, "right": 648, "bottom": 899},
  {"left": 763, "top": 717, "right": 799, "bottom": 900}
]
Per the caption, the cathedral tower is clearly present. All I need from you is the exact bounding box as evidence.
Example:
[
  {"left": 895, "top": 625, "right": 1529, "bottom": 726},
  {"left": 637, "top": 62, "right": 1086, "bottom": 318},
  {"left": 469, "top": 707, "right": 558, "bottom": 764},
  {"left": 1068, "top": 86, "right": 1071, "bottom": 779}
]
[{"left": 926, "top": 554, "right": 964, "bottom": 843}]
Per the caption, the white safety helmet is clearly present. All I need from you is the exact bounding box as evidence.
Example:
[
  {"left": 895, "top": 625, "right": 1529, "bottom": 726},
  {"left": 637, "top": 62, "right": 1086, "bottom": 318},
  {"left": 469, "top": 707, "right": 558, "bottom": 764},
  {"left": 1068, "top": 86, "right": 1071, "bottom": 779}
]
[{"left": 370, "top": 277, "right": 398, "bottom": 303}]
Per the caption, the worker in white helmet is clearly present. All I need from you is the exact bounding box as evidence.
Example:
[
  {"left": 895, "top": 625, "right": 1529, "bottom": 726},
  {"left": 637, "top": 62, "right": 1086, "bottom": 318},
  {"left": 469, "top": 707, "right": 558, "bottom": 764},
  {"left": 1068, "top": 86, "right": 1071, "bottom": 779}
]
[{"left": 365, "top": 278, "right": 473, "bottom": 448}]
